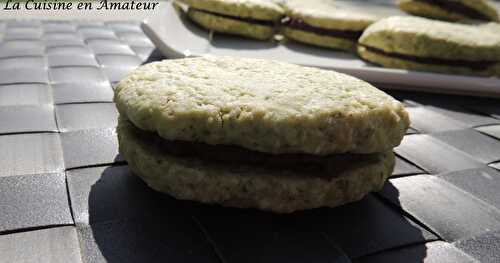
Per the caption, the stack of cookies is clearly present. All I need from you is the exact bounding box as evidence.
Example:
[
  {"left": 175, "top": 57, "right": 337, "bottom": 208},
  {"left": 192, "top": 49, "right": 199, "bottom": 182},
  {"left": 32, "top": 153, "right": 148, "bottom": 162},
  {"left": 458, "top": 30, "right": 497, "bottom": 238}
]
[
  {"left": 177, "top": 0, "right": 378, "bottom": 51},
  {"left": 358, "top": 16, "right": 500, "bottom": 77},
  {"left": 114, "top": 56, "right": 410, "bottom": 213}
]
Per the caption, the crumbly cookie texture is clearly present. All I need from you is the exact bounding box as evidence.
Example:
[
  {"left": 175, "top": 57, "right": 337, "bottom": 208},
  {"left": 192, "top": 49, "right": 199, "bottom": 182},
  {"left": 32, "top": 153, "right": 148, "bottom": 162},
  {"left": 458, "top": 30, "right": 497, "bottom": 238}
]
[
  {"left": 282, "top": 27, "right": 357, "bottom": 51},
  {"left": 176, "top": 0, "right": 284, "bottom": 20},
  {"left": 187, "top": 8, "right": 275, "bottom": 40},
  {"left": 359, "top": 16, "right": 500, "bottom": 61},
  {"left": 115, "top": 56, "right": 409, "bottom": 155},
  {"left": 282, "top": 0, "right": 377, "bottom": 31},
  {"left": 358, "top": 46, "right": 500, "bottom": 77},
  {"left": 118, "top": 118, "right": 395, "bottom": 213},
  {"left": 397, "top": 0, "right": 499, "bottom": 22}
]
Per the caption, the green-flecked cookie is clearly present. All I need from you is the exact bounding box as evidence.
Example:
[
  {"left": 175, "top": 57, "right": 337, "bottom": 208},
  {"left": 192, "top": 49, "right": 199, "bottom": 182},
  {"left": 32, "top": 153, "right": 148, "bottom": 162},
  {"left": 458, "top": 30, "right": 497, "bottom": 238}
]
[
  {"left": 397, "top": 0, "right": 499, "bottom": 22},
  {"left": 281, "top": 0, "right": 377, "bottom": 51},
  {"left": 114, "top": 56, "right": 409, "bottom": 156},
  {"left": 177, "top": 0, "right": 284, "bottom": 40},
  {"left": 358, "top": 16, "right": 500, "bottom": 76},
  {"left": 118, "top": 117, "right": 396, "bottom": 213},
  {"left": 187, "top": 8, "right": 276, "bottom": 40}
]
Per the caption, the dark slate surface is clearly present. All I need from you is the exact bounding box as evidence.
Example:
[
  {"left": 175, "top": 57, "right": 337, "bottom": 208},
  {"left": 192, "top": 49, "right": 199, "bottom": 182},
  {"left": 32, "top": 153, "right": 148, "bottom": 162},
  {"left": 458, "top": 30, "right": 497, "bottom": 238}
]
[
  {"left": 431, "top": 129, "right": 500, "bottom": 164},
  {"left": 275, "top": 196, "right": 435, "bottom": 258},
  {"left": 426, "top": 106, "right": 500, "bottom": 128},
  {"left": 405, "top": 106, "right": 468, "bottom": 133},
  {"left": 0, "top": 105, "right": 57, "bottom": 134},
  {"left": 0, "top": 173, "right": 73, "bottom": 233},
  {"left": 46, "top": 45, "right": 93, "bottom": 56},
  {"left": 393, "top": 156, "right": 424, "bottom": 177},
  {"left": 66, "top": 165, "right": 174, "bottom": 225},
  {"left": 438, "top": 167, "right": 500, "bottom": 210},
  {"left": 195, "top": 212, "right": 352, "bottom": 263},
  {"left": 60, "top": 128, "right": 122, "bottom": 169},
  {"left": 48, "top": 53, "right": 99, "bottom": 67},
  {"left": 52, "top": 82, "right": 114, "bottom": 104},
  {"left": 0, "top": 226, "right": 82, "bottom": 263},
  {"left": 0, "top": 84, "right": 52, "bottom": 106},
  {"left": 0, "top": 56, "right": 46, "bottom": 69},
  {"left": 0, "top": 40, "right": 45, "bottom": 57},
  {"left": 0, "top": 133, "right": 65, "bottom": 177},
  {"left": 88, "top": 39, "right": 136, "bottom": 55},
  {"left": 77, "top": 218, "right": 221, "bottom": 263},
  {"left": 55, "top": 103, "right": 118, "bottom": 132},
  {"left": 466, "top": 104, "right": 500, "bottom": 120},
  {"left": 476, "top": 125, "right": 500, "bottom": 141},
  {"left": 395, "top": 134, "right": 484, "bottom": 174},
  {"left": 49, "top": 66, "right": 109, "bottom": 85},
  {"left": 455, "top": 230, "right": 500, "bottom": 263},
  {"left": 0, "top": 18, "right": 500, "bottom": 263},
  {"left": 44, "top": 33, "right": 86, "bottom": 47},
  {"left": 356, "top": 241, "right": 477, "bottom": 263},
  {"left": 380, "top": 175, "right": 500, "bottom": 241},
  {"left": 491, "top": 162, "right": 500, "bottom": 171},
  {"left": 0, "top": 68, "right": 48, "bottom": 84}
]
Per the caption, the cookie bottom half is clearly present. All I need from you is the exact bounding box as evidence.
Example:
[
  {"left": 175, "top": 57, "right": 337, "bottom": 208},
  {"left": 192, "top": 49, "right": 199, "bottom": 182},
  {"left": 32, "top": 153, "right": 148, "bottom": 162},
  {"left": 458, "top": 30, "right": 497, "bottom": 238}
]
[{"left": 118, "top": 118, "right": 395, "bottom": 213}]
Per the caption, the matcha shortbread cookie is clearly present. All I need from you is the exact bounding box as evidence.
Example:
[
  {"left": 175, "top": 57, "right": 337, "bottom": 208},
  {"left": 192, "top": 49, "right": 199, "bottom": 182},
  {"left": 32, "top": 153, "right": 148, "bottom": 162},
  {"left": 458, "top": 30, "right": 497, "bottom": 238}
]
[
  {"left": 358, "top": 16, "right": 500, "bottom": 76},
  {"left": 177, "top": 0, "right": 284, "bottom": 40},
  {"left": 115, "top": 56, "right": 408, "bottom": 212},
  {"left": 397, "top": 0, "right": 499, "bottom": 22},
  {"left": 115, "top": 56, "right": 409, "bottom": 155},
  {"left": 281, "top": 0, "right": 377, "bottom": 51}
]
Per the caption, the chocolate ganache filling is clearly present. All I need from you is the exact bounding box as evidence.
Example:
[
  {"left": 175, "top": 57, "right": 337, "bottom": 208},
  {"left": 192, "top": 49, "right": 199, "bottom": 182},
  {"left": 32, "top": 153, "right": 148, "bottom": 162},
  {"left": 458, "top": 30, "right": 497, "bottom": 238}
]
[
  {"left": 127, "top": 120, "right": 385, "bottom": 179},
  {"left": 361, "top": 45, "right": 497, "bottom": 70}
]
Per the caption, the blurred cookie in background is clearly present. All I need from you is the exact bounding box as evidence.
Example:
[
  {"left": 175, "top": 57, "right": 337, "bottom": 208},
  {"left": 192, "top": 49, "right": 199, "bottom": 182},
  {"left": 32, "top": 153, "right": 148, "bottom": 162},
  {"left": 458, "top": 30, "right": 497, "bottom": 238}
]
[
  {"left": 281, "top": 0, "right": 377, "bottom": 51},
  {"left": 397, "top": 0, "right": 499, "bottom": 22},
  {"left": 358, "top": 16, "right": 500, "bottom": 76},
  {"left": 177, "top": 0, "right": 284, "bottom": 40}
]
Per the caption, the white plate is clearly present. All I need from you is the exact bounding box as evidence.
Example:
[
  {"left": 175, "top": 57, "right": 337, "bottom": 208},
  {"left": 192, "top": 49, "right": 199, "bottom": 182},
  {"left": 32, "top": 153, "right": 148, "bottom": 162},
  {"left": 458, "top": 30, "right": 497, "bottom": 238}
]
[{"left": 142, "top": 0, "right": 500, "bottom": 98}]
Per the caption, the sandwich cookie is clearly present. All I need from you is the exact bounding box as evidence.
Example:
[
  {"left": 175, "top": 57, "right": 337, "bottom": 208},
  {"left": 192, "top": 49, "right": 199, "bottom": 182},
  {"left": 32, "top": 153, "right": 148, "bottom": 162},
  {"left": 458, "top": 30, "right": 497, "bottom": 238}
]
[
  {"left": 358, "top": 16, "right": 500, "bottom": 76},
  {"left": 397, "top": 0, "right": 499, "bottom": 22},
  {"left": 177, "top": 0, "right": 284, "bottom": 40},
  {"left": 281, "top": 0, "right": 377, "bottom": 51},
  {"left": 115, "top": 56, "right": 409, "bottom": 213}
]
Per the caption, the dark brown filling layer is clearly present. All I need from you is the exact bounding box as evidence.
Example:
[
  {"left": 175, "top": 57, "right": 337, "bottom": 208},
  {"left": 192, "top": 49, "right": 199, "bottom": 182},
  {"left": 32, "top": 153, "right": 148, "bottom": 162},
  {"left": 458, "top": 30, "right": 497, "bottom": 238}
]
[
  {"left": 282, "top": 18, "right": 363, "bottom": 40},
  {"left": 415, "top": 0, "right": 491, "bottom": 20},
  {"left": 191, "top": 8, "right": 275, "bottom": 26},
  {"left": 361, "top": 45, "right": 497, "bottom": 70},
  {"left": 128, "top": 121, "right": 384, "bottom": 179}
]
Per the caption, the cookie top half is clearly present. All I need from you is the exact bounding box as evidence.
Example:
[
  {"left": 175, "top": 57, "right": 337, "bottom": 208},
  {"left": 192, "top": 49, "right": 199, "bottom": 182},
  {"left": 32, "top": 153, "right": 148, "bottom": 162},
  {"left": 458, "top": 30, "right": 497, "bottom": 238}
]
[
  {"left": 398, "top": 0, "right": 499, "bottom": 22},
  {"left": 177, "top": 0, "right": 284, "bottom": 21},
  {"left": 359, "top": 16, "right": 500, "bottom": 61},
  {"left": 114, "top": 56, "right": 409, "bottom": 155},
  {"left": 282, "top": 0, "right": 377, "bottom": 31}
]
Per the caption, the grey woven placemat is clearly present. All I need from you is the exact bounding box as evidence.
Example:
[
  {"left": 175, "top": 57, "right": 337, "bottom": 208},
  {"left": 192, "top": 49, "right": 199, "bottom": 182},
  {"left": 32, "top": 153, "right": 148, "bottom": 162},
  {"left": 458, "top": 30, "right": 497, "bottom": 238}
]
[{"left": 0, "top": 18, "right": 499, "bottom": 263}]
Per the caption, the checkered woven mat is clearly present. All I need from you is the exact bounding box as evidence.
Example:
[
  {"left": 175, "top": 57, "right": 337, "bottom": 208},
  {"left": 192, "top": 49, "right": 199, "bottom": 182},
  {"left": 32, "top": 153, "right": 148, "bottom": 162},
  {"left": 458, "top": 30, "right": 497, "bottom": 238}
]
[{"left": 0, "top": 19, "right": 499, "bottom": 263}]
